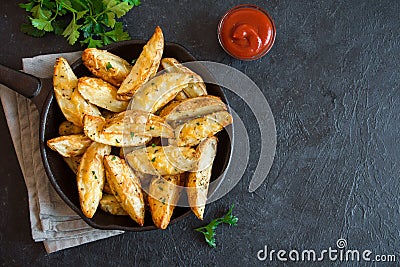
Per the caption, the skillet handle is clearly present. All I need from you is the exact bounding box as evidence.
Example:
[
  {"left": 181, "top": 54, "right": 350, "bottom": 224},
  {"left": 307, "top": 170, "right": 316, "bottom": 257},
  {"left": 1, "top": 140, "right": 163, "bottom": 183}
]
[{"left": 0, "top": 64, "right": 41, "bottom": 99}]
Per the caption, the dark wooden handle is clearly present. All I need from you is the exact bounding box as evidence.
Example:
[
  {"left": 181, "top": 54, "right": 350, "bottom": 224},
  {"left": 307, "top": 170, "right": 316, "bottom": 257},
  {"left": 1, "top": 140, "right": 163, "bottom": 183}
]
[{"left": 0, "top": 64, "right": 41, "bottom": 99}]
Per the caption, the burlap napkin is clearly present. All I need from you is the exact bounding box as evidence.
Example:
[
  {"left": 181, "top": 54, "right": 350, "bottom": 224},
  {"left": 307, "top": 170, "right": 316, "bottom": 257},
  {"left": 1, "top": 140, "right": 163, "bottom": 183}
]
[{"left": 0, "top": 52, "right": 123, "bottom": 253}]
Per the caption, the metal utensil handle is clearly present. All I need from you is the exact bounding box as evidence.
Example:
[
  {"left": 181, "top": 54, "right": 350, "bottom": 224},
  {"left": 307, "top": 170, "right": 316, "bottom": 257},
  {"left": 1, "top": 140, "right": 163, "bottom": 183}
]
[{"left": 0, "top": 64, "right": 41, "bottom": 99}]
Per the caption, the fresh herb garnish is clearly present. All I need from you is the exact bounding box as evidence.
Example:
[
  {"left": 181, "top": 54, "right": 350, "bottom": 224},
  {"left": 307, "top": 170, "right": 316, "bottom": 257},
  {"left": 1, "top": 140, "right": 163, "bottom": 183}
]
[
  {"left": 151, "top": 157, "right": 156, "bottom": 162},
  {"left": 149, "top": 126, "right": 155, "bottom": 130},
  {"left": 19, "top": 0, "right": 141, "bottom": 48},
  {"left": 131, "top": 58, "right": 137, "bottom": 64},
  {"left": 115, "top": 138, "right": 120, "bottom": 143},
  {"left": 92, "top": 171, "right": 98, "bottom": 179},
  {"left": 194, "top": 204, "right": 238, "bottom": 248},
  {"left": 106, "top": 62, "right": 113, "bottom": 70},
  {"left": 112, "top": 156, "right": 116, "bottom": 161},
  {"left": 151, "top": 143, "right": 156, "bottom": 147},
  {"left": 130, "top": 131, "right": 135, "bottom": 138}
]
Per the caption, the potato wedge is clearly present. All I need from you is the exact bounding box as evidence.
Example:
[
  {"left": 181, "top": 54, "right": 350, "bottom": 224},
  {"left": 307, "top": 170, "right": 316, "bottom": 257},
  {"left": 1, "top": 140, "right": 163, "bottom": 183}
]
[
  {"left": 102, "top": 110, "right": 174, "bottom": 138},
  {"left": 77, "top": 142, "right": 111, "bottom": 218},
  {"left": 47, "top": 134, "right": 92, "bottom": 157},
  {"left": 82, "top": 48, "right": 132, "bottom": 87},
  {"left": 99, "top": 194, "right": 128, "bottom": 216},
  {"left": 161, "top": 58, "right": 207, "bottom": 97},
  {"left": 160, "top": 95, "right": 227, "bottom": 124},
  {"left": 187, "top": 137, "right": 218, "bottom": 220},
  {"left": 83, "top": 115, "right": 151, "bottom": 147},
  {"left": 53, "top": 57, "right": 101, "bottom": 127},
  {"left": 129, "top": 72, "right": 195, "bottom": 113},
  {"left": 63, "top": 156, "right": 82, "bottom": 174},
  {"left": 104, "top": 155, "right": 145, "bottom": 226},
  {"left": 59, "top": 121, "right": 83, "bottom": 136},
  {"left": 173, "top": 111, "right": 232, "bottom": 147},
  {"left": 103, "top": 180, "right": 113, "bottom": 194},
  {"left": 117, "top": 26, "right": 164, "bottom": 100},
  {"left": 125, "top": 146, "right": 197, "bottom": 176},
  {"left": 78, "top": 77, "right": 129, "bottom": 112},
  {"left": 174, "top": 91, "right": 188, "bottom": 101},
  {"left": 148, "top": 174, "right": 184, "bottom": 229}
]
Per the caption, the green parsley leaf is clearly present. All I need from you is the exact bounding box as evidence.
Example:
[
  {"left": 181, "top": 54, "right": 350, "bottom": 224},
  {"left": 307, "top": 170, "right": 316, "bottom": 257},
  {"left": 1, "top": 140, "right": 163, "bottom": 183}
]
[
  {"left": 130, "top": 132, "right": 135, "bottom": 138},
  {"left": 151, "top": 157, "right": 156, "bottom": 162},
  {"left": 19, "top": 0, "right": 140, "bottom": 47},
  {"left": 106, "top": 62, "right": 113, "bottom": 70},
  {"left": 115, "top": 138, "right": 120, "bottom": 143},
  {"left": 31, "top": 17, "right": 54, "bottom": 32},
  {"left": 151, "top": 143, "right": 156, "bottom": 148},
  {"left": 194, "top": 204, "right": 238, "bottom": 248},
  {"left": 20, "top": 23, "right": 46, "bottom": 37}
]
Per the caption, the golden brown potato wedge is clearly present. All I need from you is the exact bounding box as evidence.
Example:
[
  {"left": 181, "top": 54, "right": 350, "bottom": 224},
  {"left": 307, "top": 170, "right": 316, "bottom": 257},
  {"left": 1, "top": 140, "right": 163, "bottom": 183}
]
[
  {"left": 174, "top": 91, "right": 188, "bottom": 101},
  {"left": 125, "top": 146, "right": 197, "bottom": 176},
  {"left": 103, "top": 180, "right": 113, "bottom": 194},
  {"left": 104, "top": 155, "right": 145, "bottom": 226},
  {"left": 148, "top": 174, "right": 184, "bottom": 229},
  {"left": 160, "top": 95, "right": 227, "bottom": 124},
  {"left": 59, "top": 121, "right": 83, "bottom": 136},
  {"left": 172, "top": 111, "right": 232, "bottom": 147},
  {"left": 117, "top": 26, "right": 164, "bottom": 100},
  {"left": 99, "top": 194, "right": 128, "bottom": 216},
  {"left": 78, "top": 77, "right": 129, "bottom": 112},
  {"left": 53, "top": 57, "right": 101, "bottom": 126},
  {"left": 83, "top": 115, "right": 151, "bottom": 147},
  {"left": 102, "top": 110, "right": 174, "bottom": 138},
  {"left": 82, "top": 48, "right": 132, "bottom": 87},
  {"left": 161, "top": 58, "right": 207, "bottom": 97},
  {"left": 63, "top": 156, "right": 82, "bottom": 174},
  {"left": 47, "top": 134, "right": 92, "bottom": 157},
  {"left": 77, "top": 142, "right": 111, "bottom": 218},
  {"left": 187, "top": 137, "right": 218, "bottom": 220},
  {"left": 129, "top": 72, "right": 195, "bottom": 113}
]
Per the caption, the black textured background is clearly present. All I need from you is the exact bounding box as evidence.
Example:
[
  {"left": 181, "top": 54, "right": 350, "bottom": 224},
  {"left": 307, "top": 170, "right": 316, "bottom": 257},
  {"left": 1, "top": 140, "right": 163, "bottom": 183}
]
[{"left": 1, "top": 0, "right": 400, "bottom": 266}]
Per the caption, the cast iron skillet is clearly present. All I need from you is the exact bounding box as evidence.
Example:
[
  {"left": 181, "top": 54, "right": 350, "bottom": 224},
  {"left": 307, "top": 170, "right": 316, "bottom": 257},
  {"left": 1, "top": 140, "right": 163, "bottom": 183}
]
[{"left": 0, "top": 40, "right": 232, "bottom": 231}]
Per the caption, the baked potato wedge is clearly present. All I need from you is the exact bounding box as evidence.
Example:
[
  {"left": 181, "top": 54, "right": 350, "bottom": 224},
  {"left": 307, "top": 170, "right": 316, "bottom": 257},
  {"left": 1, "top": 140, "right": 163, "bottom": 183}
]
[
  {"left": 83, "top": 115, "right": 151, "bottom": 147},
  {"left": 148, "top": 174, "right": 184, "bottom": 229},
  {"left": 104, "top": 155, "right": 145, "bottom": 226},
  {"left": 117, "top": 26, "right": 164, "bottom": 100},
  {"left": 187, "top": 137, "right": 218, "bottom": 220},
  {"left": 102, "top": 110, "right": 174, "bottom": 138},
  {"left": 63, "top": 156, "right": 82, "bottom": 174},
  {"left": 99, "top": 194, "right": 128, "bottom": 216},
  {"left": 103, "top": 180, "right": 113, "bottom": 194},
  {"left": 172, "top": 111, "right": 232, "bottom": 147},
  {"left": 77, "top": 142, "right": 111, "bottom": 218},
  {"left": 53, "top": 57, "right": 101, "bottom": 126},
  {"left": 129, "top": 72, "right": 195, "bottom": 113},
  {"left": 160, "top": 95, "right": 227, "bottom": 124},
  {"left": 59, "top": 121, "right": 83, "bottom": 136},
  {"left": 174, "top": 91, "right": 188, "bottom": 101},
  {"left": 78, "top": 77, "right": 129, "bottom": 112},
  {"left": 125, "top": 145, "right": 197, "bottom": 176},
  {"left": 161, "top": 58, "right": 207, "bottom": 98},
  {"left": 82, "top": 48, "right": 132, "bottom": 87},
  {"left": 47, "top": 134, "right": 92, "bottom": 157}
]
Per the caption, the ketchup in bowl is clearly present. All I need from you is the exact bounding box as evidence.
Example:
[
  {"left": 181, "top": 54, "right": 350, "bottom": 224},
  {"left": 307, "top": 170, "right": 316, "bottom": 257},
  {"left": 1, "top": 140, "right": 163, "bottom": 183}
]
[{"left": 218, "top": 4, "right": 276, "bottom": 60}]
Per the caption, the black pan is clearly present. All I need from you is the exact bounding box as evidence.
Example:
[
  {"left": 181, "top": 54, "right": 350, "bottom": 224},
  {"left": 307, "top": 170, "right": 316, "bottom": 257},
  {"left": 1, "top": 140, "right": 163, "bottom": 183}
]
[{"left": 0, "top": 40, "right": 232, "bottom": 231}]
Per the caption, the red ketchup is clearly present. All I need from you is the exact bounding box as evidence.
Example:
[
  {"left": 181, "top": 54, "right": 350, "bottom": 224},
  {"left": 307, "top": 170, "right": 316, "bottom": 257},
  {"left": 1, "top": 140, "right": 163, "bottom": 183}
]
[{"left": 218, "top": 5, "right": 276, "bottom": 60}]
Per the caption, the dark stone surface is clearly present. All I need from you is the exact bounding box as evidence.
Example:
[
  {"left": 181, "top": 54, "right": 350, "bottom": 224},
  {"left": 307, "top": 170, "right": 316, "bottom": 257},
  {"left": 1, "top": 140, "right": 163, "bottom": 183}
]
[{"left": 1, "top": 0, "right": 400, "bottom": 266}]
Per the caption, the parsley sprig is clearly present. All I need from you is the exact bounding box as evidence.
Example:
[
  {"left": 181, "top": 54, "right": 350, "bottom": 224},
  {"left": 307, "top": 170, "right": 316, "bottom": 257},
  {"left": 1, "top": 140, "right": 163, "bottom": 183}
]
[
  {"left": 194, "top": 204, "right": 238, "bottom": 248},
  {"left": 19, "top": 0, "right": 141, "bottom": 47}
]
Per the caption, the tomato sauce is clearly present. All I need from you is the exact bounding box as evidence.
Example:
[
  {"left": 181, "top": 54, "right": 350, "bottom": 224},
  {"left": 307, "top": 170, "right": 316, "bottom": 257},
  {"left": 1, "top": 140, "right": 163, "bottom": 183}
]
[{"left": 218, "top": 5, "right": 276, "bottom": 60}]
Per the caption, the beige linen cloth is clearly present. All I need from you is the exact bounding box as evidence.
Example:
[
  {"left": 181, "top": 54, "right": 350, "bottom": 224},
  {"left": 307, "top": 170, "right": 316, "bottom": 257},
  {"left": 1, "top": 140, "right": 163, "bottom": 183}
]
[{"left": 0, "top": 52, "right": 123, "bottom": 253}]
